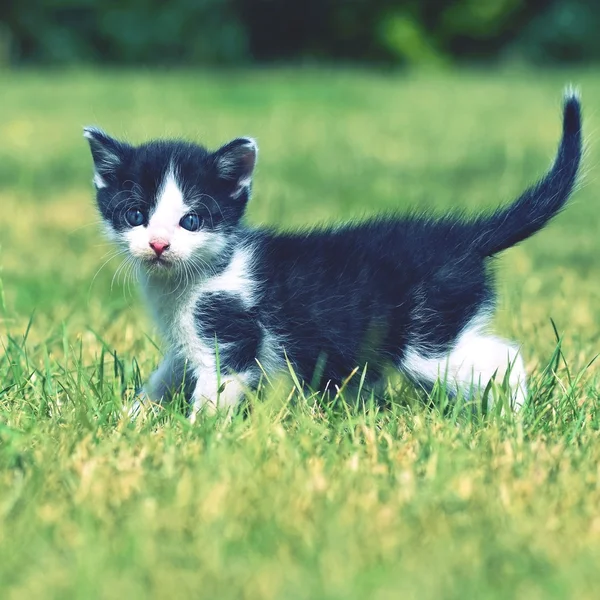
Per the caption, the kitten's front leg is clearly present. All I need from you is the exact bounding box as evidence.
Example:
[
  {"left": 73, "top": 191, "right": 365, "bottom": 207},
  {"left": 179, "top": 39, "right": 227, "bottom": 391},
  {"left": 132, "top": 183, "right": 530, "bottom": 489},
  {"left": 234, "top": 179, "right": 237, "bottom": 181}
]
[
  {"left": 131, "top": 350, "right": 191, "bottom": 418},
  {"left": 189, "top": 368, "right": 254, "bottom": 423},
  {"left": 189, "top": 292, "right": 263, "bottom": 423}
]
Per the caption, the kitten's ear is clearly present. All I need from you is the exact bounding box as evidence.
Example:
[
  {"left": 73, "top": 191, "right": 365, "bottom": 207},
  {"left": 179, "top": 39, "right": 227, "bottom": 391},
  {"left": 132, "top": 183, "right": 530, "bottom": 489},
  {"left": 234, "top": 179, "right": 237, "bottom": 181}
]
[
  {"left": 83, "top": 126, "right": 131, "bottom": 188},
  {"left": 213, "top": 137, "right": 258, "bottom": 199}
]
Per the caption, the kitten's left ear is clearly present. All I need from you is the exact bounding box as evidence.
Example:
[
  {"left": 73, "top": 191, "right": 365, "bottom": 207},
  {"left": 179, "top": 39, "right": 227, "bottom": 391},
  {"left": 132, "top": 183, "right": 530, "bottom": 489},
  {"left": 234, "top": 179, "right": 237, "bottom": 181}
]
[
  {"left": 214, "top": 137, "right": 258, "bottom": 199},
  {"left": 83, "top": 126, "right": 132, "bottom": 188}
]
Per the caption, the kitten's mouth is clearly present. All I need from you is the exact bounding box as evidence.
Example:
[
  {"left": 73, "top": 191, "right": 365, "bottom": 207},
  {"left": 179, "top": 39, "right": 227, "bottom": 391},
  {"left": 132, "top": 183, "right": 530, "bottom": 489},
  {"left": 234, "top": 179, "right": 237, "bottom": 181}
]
[{"left": 147, "top": 256, "right": 172, "bottom": 268}]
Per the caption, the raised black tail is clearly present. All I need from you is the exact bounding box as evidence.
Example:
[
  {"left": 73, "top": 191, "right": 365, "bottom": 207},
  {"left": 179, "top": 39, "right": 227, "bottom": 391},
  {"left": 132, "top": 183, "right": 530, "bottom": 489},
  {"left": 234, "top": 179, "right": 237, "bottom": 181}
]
[{"left": 475, "top": 91, "right": 582, "bottom": 257}]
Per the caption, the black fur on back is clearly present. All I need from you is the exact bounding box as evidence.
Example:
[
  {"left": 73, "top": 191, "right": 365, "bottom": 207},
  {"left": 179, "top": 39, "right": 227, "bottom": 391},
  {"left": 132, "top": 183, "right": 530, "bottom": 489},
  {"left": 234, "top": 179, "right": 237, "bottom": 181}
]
[{"left": 240, "top": 93, "right": 582, "bottom": 386}]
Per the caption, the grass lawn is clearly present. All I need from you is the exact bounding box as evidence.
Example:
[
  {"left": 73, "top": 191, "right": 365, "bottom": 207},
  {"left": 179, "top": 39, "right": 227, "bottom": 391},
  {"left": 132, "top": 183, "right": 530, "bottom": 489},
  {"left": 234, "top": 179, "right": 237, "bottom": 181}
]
[{"left": 1, "top": 67, "right": 600, "bottom": 599}]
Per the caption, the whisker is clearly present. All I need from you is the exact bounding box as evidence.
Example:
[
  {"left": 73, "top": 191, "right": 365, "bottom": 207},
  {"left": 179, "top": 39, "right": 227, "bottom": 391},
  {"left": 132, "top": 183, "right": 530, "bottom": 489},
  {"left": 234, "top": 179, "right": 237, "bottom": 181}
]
[
  {"left": 89, "top": 248, "right": 129, "bottom": 299},
  {"left": 111, "top": 255, "right": 132, "bottom": 292}
]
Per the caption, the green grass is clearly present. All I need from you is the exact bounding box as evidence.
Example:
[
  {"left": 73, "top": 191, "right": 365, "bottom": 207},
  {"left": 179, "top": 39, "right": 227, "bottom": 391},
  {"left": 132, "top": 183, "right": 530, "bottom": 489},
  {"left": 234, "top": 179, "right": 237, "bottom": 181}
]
[{"left": 2, "top": 67, "right": 600, "bottom": 599}]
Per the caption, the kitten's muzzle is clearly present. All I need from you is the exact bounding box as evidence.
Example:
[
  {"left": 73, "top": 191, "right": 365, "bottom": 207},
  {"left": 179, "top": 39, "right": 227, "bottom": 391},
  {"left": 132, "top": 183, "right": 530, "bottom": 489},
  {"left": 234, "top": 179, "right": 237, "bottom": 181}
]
[{"left": 149, "top": 240, "right": 170, "bottom": 257}]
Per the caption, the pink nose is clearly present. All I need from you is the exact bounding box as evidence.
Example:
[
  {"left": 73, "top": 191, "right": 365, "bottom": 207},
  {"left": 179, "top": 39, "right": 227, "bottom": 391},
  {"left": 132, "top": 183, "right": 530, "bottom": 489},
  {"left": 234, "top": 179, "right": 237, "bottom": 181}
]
[{"left": 149, "top": 240, "right": 170, "bottom": 257}]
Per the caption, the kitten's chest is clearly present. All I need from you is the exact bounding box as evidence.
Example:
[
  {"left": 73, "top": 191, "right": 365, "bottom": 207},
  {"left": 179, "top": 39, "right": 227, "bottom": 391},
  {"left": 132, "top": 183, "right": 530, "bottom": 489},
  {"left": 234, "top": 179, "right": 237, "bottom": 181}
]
[
  {"left": 142, "top": 276, "right": 220, "bottom": 368},
  {"left": 141, "top": 275, "right": 196, "bottom": 346},
  {"left": 141, "top": 246, "right": 259, "bottom": 360}
]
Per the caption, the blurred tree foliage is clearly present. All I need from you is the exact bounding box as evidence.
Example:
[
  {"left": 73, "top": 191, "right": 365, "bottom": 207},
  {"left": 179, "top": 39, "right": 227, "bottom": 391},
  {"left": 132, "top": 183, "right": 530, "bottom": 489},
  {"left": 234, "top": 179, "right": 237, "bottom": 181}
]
[
  {"left": 0, "top": 0, "right": 598, "bottom": 66},
  {"left": 2, "top": 0, "right": 247, "bottom": 65}
]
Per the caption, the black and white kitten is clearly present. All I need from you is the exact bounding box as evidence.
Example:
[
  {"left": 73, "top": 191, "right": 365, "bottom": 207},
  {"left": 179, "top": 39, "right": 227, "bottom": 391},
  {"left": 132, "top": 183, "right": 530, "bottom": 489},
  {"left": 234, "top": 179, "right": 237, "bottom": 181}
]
[{"left": 84, "top": 92, "right": 582, "bottom": 419}]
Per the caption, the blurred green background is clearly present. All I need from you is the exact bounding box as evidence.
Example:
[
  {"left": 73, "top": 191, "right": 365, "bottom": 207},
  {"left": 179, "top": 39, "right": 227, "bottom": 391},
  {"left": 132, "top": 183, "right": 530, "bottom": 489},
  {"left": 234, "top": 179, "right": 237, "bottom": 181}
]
[{"left": 2, "top": 0, "right": 600, "bottom": 68}]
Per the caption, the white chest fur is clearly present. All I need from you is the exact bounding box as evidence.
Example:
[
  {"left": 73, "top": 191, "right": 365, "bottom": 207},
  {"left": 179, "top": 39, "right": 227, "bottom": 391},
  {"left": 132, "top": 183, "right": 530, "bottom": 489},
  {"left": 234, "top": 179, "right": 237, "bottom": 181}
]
[{"left": 140, "top": 246, "right": 258, "bottom": 367}]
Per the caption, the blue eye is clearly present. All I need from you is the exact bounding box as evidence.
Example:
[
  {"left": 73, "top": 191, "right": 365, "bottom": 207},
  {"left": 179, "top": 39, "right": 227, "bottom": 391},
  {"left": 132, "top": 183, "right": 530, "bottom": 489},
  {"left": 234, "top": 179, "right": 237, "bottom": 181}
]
[
  {"left": 180, "top": 213, "right": 202, "bottom": 232},
  {"left": 125, "top": 208, "right": 145, "bottom": 227}
]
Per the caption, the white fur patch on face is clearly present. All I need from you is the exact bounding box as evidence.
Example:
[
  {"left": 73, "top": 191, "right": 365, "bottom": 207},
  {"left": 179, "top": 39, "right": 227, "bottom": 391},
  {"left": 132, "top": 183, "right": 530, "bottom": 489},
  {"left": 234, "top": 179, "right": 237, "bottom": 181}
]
[
  {"left": 150, "top": 166, "right": 188, "bottom": 239},
  {"left": 122, "top": 164, "right": 228, "bottom": 268}
]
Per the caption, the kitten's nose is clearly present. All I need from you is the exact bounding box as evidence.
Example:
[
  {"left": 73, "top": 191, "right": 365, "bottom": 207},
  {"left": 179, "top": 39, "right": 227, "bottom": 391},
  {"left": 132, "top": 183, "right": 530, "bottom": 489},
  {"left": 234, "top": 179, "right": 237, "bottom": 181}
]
[{"left": 149, "top": 240, "right": 170, "bottom": 257}]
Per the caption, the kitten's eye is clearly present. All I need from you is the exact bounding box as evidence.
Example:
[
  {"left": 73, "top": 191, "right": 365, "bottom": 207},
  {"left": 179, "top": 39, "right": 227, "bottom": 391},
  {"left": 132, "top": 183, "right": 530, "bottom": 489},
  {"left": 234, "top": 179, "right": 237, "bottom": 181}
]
[
  {"left": 125, "top": 208, "right": 145, "bottom": 227},
  {"left": 179, "top": 213, "right": 203, "bottom": 232}
]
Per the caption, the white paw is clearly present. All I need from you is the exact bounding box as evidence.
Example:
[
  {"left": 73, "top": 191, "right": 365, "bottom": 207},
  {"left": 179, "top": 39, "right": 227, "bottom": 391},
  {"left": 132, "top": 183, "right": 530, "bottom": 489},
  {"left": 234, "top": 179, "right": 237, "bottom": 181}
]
[
  {"left": 188, "top": 399, "right": 217, "bottom": 424},
  {"left": 127, "top": 391, "right": 156, "bottom": 420}
]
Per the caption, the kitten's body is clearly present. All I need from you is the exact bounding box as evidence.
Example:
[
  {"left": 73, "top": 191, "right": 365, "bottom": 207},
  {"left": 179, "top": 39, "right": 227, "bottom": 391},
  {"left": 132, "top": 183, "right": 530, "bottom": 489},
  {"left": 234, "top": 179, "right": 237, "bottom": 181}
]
[{"left": 85, "top": 93, "right": 582, "bottom": 418}]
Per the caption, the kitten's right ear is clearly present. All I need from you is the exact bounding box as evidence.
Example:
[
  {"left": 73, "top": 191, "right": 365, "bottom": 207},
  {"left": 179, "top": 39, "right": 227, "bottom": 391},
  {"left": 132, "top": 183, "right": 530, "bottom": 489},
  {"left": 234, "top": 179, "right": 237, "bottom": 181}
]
[{"left": 83, "top": 127, "right": 131, "bottom": 188}]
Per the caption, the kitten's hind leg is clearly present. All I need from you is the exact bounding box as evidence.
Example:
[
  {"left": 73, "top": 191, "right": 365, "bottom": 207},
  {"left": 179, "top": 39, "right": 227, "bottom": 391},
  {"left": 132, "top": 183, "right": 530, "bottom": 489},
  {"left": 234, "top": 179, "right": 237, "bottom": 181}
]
[{"left": 401, "top": 326, "right": 528, "bottom": 413}]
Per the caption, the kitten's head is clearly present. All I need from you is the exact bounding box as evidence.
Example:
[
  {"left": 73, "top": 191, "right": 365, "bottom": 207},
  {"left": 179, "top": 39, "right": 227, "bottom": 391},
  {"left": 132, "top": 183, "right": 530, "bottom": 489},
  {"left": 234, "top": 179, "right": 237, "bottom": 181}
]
[{"left": 84, "top": 128, "right": 257, "bottom": 273}]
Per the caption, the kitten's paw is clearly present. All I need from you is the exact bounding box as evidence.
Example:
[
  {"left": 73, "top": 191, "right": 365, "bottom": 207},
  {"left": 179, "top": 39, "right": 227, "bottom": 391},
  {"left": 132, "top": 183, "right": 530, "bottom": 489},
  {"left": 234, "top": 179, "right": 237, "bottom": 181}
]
[
  {"left": 127, "top": 398, "right": 143, "bottom": 420},
  {"left": 127, "top": 390, "right": 157, "bottom": 420},
  {"left": 188, "top": 400, "right": 217, "bottom": 424},
  {"left": 188, "top": 400, "right": 237, "bottom": 424}
]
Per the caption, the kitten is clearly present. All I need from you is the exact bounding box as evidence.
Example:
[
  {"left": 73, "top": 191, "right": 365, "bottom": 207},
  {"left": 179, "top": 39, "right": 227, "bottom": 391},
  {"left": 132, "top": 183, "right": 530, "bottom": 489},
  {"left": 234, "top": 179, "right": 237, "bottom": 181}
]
[{"left": 84, "top": 92, "right": 582, "bottom": 419}]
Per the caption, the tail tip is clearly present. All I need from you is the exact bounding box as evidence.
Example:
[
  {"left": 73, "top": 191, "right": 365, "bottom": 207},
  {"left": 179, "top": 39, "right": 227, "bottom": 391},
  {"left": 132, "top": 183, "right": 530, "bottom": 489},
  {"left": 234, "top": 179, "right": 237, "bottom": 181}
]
[{"left": 563, "top": 85, "right": 582, "bottom": 135}]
